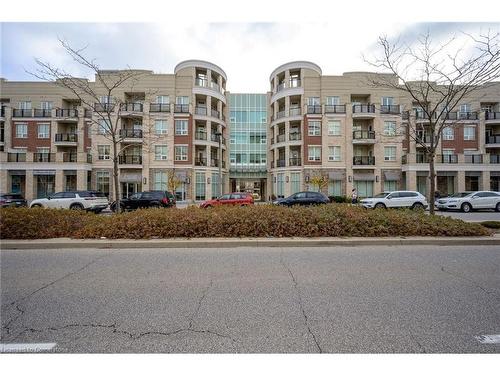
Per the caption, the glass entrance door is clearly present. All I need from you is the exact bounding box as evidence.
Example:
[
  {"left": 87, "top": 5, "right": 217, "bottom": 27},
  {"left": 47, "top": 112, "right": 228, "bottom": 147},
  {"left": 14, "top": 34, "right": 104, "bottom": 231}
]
[{"left": 121, "top": 182, "right": 141, "bottom": 199}]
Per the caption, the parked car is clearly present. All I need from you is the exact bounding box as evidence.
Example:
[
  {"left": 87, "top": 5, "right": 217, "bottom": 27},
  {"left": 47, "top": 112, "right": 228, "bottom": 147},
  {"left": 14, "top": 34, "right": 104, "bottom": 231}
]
[
  {"left": 273, "top": 191, "right": 330, "bottom": 206},
  {"left": 200, "top": 192, "right": 254, "bottom": 208},
  {"left": 0, "top": 193, "right": 27, "bottom": 208},
  {"left": 360, "top": 191, "right": 428, "bottom": 210},
  {"left": 435, "top": 191, "right": 500, "bottom": 212},
  {"left": 252, "top": 192, "right": 261, "bottom": 201},
  {"left": 110, "top": 191, "right": 176, "bottom": 212},
  {"left": 30, "top": 191, "right": 109, "bottom": 213}
]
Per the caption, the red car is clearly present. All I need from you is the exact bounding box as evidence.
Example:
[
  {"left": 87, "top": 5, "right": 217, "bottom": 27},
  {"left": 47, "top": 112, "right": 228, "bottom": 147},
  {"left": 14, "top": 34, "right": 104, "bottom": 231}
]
[{"left": 200, "top": 192, "right": 254, "bottom": 208}]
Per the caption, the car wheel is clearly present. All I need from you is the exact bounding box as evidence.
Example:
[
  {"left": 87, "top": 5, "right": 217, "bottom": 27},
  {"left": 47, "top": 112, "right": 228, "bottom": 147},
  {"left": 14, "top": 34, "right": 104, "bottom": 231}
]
[
  {"left": 412, "top": 202, "right": 425, "bottom": 211},
  {"left": 70, "top": 203, "right": 84, "bottom": 210},
  {"left": 374, "top": 203, "right": 386, "bottom": 209},
  {"left": 31, "top": 204, "right": 42, "bottom": 208},
  {"left": 496, "top": 202, "right": 500, "bottom": 213},
  {"left": 461, "top": 202, "right": 472, "bottom": 213}
]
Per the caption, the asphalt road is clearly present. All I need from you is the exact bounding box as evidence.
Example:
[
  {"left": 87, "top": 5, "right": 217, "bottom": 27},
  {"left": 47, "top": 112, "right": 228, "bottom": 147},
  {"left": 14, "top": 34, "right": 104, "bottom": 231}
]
[
  {"left": 1, "top": 245, "right": 499, "bottom": 353},
  {"left": 435, "top": 210, "right": 500, "bottom": 222}
]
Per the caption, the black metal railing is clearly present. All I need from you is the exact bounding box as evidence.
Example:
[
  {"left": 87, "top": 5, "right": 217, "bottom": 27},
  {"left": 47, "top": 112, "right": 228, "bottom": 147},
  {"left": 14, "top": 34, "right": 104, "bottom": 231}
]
[
  {"left": 62, "top": 152, "right": 77, "bottom": 162},
  {"left": 12, "top": 109, "right": 33, "bottom": 117},
  {"left": 416, "top": 134, "right": 432, "bottom": 144},
  {"left": 415, "top": 111, "right": 437, "bottom": 120},
  {"left": 84, "top": 109, "right": 92, "bottom": 118},
  {"left": 325, "top": 104, "right": 346, "bottom": 114},
  {"left": 34, "top": 109, "right": 52, "bottom": 117},
  {"left": 94, "top": 103, "right": 115, "bottom": 112},
  {"left": 416, "top": 154, "right": 429, "bottom": 163},
  {"left": 55, "top": 133, "right": 78, "bottom": 142},
  {"left": 486, "top": 135, "right": 500, "bottom": 144},
  {"left": 195, "top": 157, "right": 207, "bottom": 166},
  {"left": 352, "top": 104, "right": 375, "bottom": 114},
  {"left": 195, "top": 131, "right": 207, "bottom": 140},
  {"left": 307, "top": 105, "right": 322, "bottom": 114},
  {"left": 118, "top": 155, "right": 142, "bottom": 164},
  {"left": 211, "top": 133, "right": 222, "bottom": 142},
  {"left": 33, "top": 153, "right": 55, "bottom": 162},
  {"left": 289, "top": 157, "right": 301, "bottom": 166},
  {"left": 490, "top": 154, "right": 500, "bottom": 164},
  {"left": 464, "top": 154, "right": 483, "bottom": 164},
  {"left": 7, "top": 153, "right": 26, "bottom": 162},
  {"left": 353, "top": 156, "right": 375, "bottom": 165},
  {"left": 119, "top": 129, "right": 143, "bottom": 138},
  {"left": 277, "top": 159, "right": 286, "bottom": 167},
  {"left": 485, "top": 112, "right": 500, "bottom": 120},
  {"left": 352, "top": 130, "right": 375, "bottom": 140},
  {"left": 446, "top": 112, "right": 478, "bottom": 120},
  {"left": 174, "top": 104, "right": 189, "bottom": 113},
  {"left": 289, "top": 132, "right": 301, "bottom": 141},
  {"left": 438, "top": 154, "right": 458, "bottom": 163},
  {"left": 120, "top": 103, "right": 143, "bottom": 112},
  {"left": 380, "top": 105, "right": 400, "bottom": 114},
  {"left": 149, "top": 103, "right": 170, "bottom": 112},
  {"left": 56, "top": 109, "right": 78, "bottom": 118}
]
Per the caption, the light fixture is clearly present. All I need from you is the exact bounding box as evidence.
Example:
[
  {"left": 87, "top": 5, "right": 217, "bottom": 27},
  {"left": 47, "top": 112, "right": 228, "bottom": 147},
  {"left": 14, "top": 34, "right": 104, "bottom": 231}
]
[
  {"left": 273, "top": 176, "right": 277, "bottom": 183},
  {"left": 186, "top": 177, "right": 191, "bottom": 184},
  {"left": 207, "top": 177, "right": 211, "bottom": 184},
  {"left": 143, "top": 177, "right": 147, "bottom": 185},
  {"left": 305, "top": 175, "right": 310, "bottom": 183},
  {"left": 348, "top": 176, "right": 352, "bottom": 182}
]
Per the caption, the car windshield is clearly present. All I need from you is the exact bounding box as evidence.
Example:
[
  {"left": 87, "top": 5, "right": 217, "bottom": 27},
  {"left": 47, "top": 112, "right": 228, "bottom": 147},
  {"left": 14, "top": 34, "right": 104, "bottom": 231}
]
[{"left": 373, "top": 193, "right": 390, "bottom": 198}]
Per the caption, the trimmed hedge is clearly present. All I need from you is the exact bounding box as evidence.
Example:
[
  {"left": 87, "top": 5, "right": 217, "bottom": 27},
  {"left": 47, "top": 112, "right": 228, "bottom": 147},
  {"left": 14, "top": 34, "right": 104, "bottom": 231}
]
[
  {"left": 0, "top": 205, "right": 491, "bottom": 239},
  {"left": 480, "top": 221, "right": 500, "bottom": 229}
]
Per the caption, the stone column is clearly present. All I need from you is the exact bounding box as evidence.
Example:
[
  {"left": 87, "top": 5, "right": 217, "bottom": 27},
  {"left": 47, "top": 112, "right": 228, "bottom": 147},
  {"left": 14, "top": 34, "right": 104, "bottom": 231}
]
[
  {"left": 481, "top": 170, "right": 490, "bottom": 190},
  {"left": 457, "top": 170, "right": 466, "bottom": 192},
  {"left": 26, "top": 170, "right": 34, "bottom": 202}
]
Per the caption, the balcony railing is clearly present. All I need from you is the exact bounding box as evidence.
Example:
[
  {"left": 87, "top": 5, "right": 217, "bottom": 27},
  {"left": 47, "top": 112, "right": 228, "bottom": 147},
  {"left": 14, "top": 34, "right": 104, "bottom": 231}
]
[
  {"left": 211, "top": 109, "right": 220, "bottom": 119},
  {"left": 352, "top": 130, "right": 375, "bottom": 140},
  {"left": 490, "top": 154, "right": 500, "bottom": 164},
  {"left": 84, "top": 109, "right": 92, "bottom": 118},
  {"left": 150, "top": 103, "right": 170, "bottom": 112},
  {"left": 485, "top": 112, "right": 500, "bottom": 120},
  {"left": 33, "top": 153, "right": 55, "bottom": 162},
  {"left": 438, "top": 154, "right": 458, "bottom": 164},
  {"left": 277, "top": 82, "right": 286, "bottom": 92},
  {"left": 55, "top": 133, "right": 78, "bottom": 142},
  {"left": 352, "top": 104, "right": 375, "bottom": 114},
  {"left": 416, "top": 154, "right": 429, "bottom": 163},
  {"left": 353, "top": 156, "right": 375, "bottom": 165},
  {"left": 94, "top": 103, "right": 115, "bottom": 112},
  {"left": 195, "top": 107, "right": 207, "bottom": 116},
  {"left": 56, "top": 109, "right": 78, "bottom": 118},
  {"left": 118, "top": 155, "right": 142, "bottom": 164},
  {"left": 402, "top": 111, "right": 410, "bottom": 120},
  {"left": 277, "top": 159, "right": 286, "bottom": 167},
  {"left": 120, "top": 129, "right": 143, "bottom": 138},
  {"left": 277, "top": 134, "right": 286, "bottom": 143},
  {"left": 276, "top": 110, "right": 286, "bottom": 119},
  {"left": 34, "top": 109, "right": 52, "bottom": 118},
  {"left": 401, "top": 155, "right": 407, "bottom": 164},
  {"left": 415, "top": 111, "right": 437, "bottom": 120},
  {"left": 464, "top": 154, "right": 483, "bottom": 164},
  {"left": 7, "top": 153, "right": 26, "bottom": 162},
  {"left": 445, "top": 112, "right": 478, "bottom": 120},
  {"left": 62, "top": 152, "right": 77, "bottom": 162},
  {"left": 195, "top": 157, "right": 207, "bottom": 166},
  {"left": 174, "top": 104, "right": 189, "bottom": 113},
  {"left": 325, "top": 104, "right": 346, "bottom": 114},
  {"left": 416, "top": 134, "right": 432, "bottom": 144},
  {"left": 289, "top": 107, "right": 301, "bottom": 116},
  {"left": 195, "top": 131, "right": 207, "bottom": 140},
  {"left": 211, "top": 133, "right": 221, "bottom": 142},
  {"left": 289, "top": 132, "right": 301, "bottom": 141},
  {"left": 120, "top": 103, "right": 143, "bottom": 112},
  {"left": 307, "top": 105, "right": 322, "bottom": 114},
  {"left": 12, "top": 109, "right": 33, "bottom": 117},
  {"left": 289, "top": 157, "right": 301, "bottom": 166},
  {"left": 270, "top": 138, "right": 275, "bottom": 145},
  {"left": 486, "top": 135, "right": 500, "bottom": 144},
  {"left": 211, "top": 159, "right": 220, "bottom": 167},
  {"left": 380, "top": 105, "right": 400, "bottom": 114}
]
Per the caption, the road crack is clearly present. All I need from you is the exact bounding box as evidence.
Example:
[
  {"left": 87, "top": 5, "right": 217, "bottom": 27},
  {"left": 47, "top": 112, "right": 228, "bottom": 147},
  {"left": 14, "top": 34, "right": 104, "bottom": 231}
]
[
  {"left": 280, "top": 252, "right": 323, "bottom": 353},
  {"left": 188, "top": 280, "right": 213, "bottom": 330},
  {"left": 440, "top": 266, "right": 500, "bottom": 300}
]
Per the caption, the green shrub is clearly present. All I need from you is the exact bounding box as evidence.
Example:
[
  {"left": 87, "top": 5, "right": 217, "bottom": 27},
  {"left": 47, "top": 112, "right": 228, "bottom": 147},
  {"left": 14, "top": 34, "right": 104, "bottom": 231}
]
[
  {"left": 0, "top": 205, "right": 492, "bottom": 239},
  {"left": 480, "top": 221, "right": 500, "bottom": 229},
  {"left": 329, "top": 196, "right": 349, "bottom": 203}
]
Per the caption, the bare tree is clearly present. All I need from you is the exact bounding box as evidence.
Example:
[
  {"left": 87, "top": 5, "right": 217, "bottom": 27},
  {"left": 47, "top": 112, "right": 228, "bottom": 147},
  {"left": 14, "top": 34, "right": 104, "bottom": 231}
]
[
  {"left": 365, "top": 30, "right": 500, "bottom": 214},
  {"left": 28, "top": 38, "right": 159, "bottom": 212}
]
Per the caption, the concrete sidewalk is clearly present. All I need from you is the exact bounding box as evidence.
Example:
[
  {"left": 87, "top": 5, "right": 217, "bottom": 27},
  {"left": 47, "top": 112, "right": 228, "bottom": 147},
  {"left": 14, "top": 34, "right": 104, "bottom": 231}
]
[{"left": 2, "top": 234, "right": 500, "bottom": 249}]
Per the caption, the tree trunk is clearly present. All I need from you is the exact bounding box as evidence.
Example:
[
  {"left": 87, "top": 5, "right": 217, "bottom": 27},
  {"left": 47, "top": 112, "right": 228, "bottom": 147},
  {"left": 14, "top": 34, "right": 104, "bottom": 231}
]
[
  {"left": 428, "top": 153, "right": 436, "bottom": 215},
  {"left": 113, "top": 142, "right": 121, "bottom": 214}
]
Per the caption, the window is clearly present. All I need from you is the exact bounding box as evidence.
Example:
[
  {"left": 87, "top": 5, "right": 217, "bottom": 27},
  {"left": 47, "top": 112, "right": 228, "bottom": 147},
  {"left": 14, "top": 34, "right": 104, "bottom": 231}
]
[
  {"left": 308, "top": 121, "right": 321, "bottom": 136},
  {"left": 96, "top": 171, "right": 110, "bottom": 197},
  {"left": 195, "top": 172, "right": 206, "bottom": 201},
  {"left": 383, "top": 121, "right": 396, "bottom": 136},
  {"left": 175, "top": 120, "right": 188, "bottom": 135},
  {"left": 308, "top": 146, "right": 321, "bottom": 161},
  {"left": 307, "top": 97, "right": 320, "bottom": 106},
  {"left": 211, "top": 173, "right": 219, "bottom": 198},
  {"left": 326, "top": 96, "right": 340, "bottom": 105},
  {"left": 382, "top": 97, "right": 394, "bottom": 106},
  {"left": 37, "top": 123, "right": 50, "bottom": 138},
  {"left": 354, "top": 181, "right": 374, "bottom": 199},
  {"left": 276, "top": 173, "right": 285, "bottom": 198},
  {"left": 156, "top": 96, "right": 169, "bottom": 104},
  {"left": 328, "top": 146, "right": 341, "bottom": 161},
  {"left": 459, "top": 104, "right": 471, "bottom": 113},
  {"left": 40, "top": 101, "right": 52, "bottom": 110},
  {"left": 290, "top": 172, "right": 301, "bottom": 195},
  {"left": 154, "top": 171, "right": 167, "bottom": 191},
  {"left": 442, "top": 127, "right": 454, "bottom": 140},
  {"left": 175, "top": 96, "right": 189, "bottom": 105},
  {"left": 98, "top": 119, "right": 110, "bottom": 134},
  {"left": 328, "top": 120, "right": 341, "bottom": 136},
  {"left": 37, "top": 147, "right": 49, "bottom": 154},
  {"left": 464, "top": 126, "right": 475, "bottom": 140},
  {"left": 328, "top": 180, "right": 342, "bottom": 196},
  {"left": 99, "top": 96, "right": 112, "bottom": 104},
  {"left": 97, "top": 145, "right": 110, "bottom": 160},
  {"left": 19, "top": 101, "right": 31, "bottom": 110},
  {"left": 16, "top": 123, "right": 28, "bottom": 138},
  {"left": 384, "top": 180, "right": 397, "bottom": 192},
  {"left": 384, "top": 146, "right": 397, "bottom": 161},
  {"left": 155, "top": 120, "right": 168, "bottom": 135},
  {"left": 155, "top": 145, "right": 168, "bottom": 160},
  {"left": 175, "top": 145, "right": 188, "bottom": 161}
]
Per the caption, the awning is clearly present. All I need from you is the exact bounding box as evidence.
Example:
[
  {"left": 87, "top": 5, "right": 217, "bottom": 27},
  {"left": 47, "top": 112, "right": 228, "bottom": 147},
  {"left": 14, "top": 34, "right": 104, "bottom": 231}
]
[
  {"left": 437, "top": 171, "right": 457, "bottom": 177},
  {"left": 33, "top": 170, "right": 56, "bottom": 176},
  {"left": 328, "top": 170, "right": 345, "bottom": 180},
  {"left": 383, "top": 170, "right": 400, "bottom": 181},
  {"left": 175, "top": 170, "right": 189, "bottom": 183},
  {"left": 8, "top": 170, "right": 26, "bottom": 176},
  {"left": 119, "top": 173, "right": 142, "bottom": 183},
  {"left": 64, "top": 170, "right": 77, "bottom": 176},
  {"left": 465, "top": 171, "right": 482, "bottom": 177},
  {"left": 353, "top": 173, "right": 375, "bottom": 181},
  {"left": 490, "top": 171, "right": 500, "bottom": 177}
]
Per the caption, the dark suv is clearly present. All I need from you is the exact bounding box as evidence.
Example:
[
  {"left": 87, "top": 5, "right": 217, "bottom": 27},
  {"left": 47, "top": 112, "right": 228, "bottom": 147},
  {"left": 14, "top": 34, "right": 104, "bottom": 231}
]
[
  {"left": 0, "top": 193, "right": 27, "bottom": 208},
  {"left": 273, "top": 191, "right": 330, "bottom": 206},
  {"left": 110, "top": 191, "right": 176, "bottom": 212}
]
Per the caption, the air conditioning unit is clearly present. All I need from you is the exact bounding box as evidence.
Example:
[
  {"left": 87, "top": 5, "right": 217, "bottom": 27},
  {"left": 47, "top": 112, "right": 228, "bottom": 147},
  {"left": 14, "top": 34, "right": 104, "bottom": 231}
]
[{"left": 161, "top": 155, "right": 168, "bottom": 160}]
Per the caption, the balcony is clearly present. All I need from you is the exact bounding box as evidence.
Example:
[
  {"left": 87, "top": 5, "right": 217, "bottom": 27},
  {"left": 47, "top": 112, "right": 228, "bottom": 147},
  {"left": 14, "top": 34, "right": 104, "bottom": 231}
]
[
  {"left": 34, "top": 109, "right": 52, "bottom": 118},
  {"left": 62, "top": 152, "right": 77, "bottom": 163},
  {"left": 416, "top": 135, "right": 432, "bottom": 144},
  {"left": 416, "top": 154, "right": 429, "bottom": 163},
  {"left": 307, "top": 105, "right": 322, "bottom": 114},
  {"left": 415, "top": 111, "right": 437, "bottom": 120},
  {"left": 56, "top": 109, "right": 78, "bottom": 118},
  {"left": 464, "top": 154, "right": 483, "bottom": 164},
  {"left": 289, "top": 132, "right": 302, "bottom": 141},
  {"left": 401, "top": 155, "right": 407, "bottom": 164},
  {"left": 174, "top": 104, "right": 189, "bottom": 113},
  {"left": 352, "top": 130, "right": 375, "bottom": 142},
  {"left": 277, "top": 134, "right": 286, "bottom": 143},
  {"left": 94, "top": 103, "right": 115, "bottom": 112},
  {"left": 485, "top": 112, "right": 500, "bottom": 121},
  {"left": 289, "top": 157, "right": 301, "bottom": 166},
  {"left": 33, "top": 153, "right": 55, "bottom": 162},
  {"left": 7, "top": 153, "right": 26, "bottom": 162},
  {"left": 0, "top": 106, "right": 4, "bottom": 117},
  {"left": 438, "top": 154, "right": 458, "bottom": 164},
  {"left": 195, "top": 131, "right": 207, "bottom": 140},
  {"left": 325, "top": 105, "right": 346, "bottom": 114},
  {"left": 119, "top": 129, "right": 143, "bottom": 139},
  {"left": 380, "top": 105, "right": 400, "bottom": 115},
  {"left": 402, "top": 111, "right": 410, "bottom": 120},
  {"left": 195, "top": 157, "right": 207, "bottom": 166},
  {"left": 12, "top": 109, "right": 33, "bottom": 117},
  {"left": 118, "top": 155, "right": 142, "bottom": 165},
  {"left": 150, "top": 103, "right": 170, "bottom": 112},
  {"left": 84, "top": 109, "right": 92, "bottom": 118},
  {"left": 353, "top": 156, "right": 375, "bottom": 165},
  {"left": 277, "top": 159, "right": 286, "bottom": 168},
  {"left": 277, "top": 82, "right": 286, "bottom": 92},
  {"left": 55, "top": 133, "right": 78, "bottom": 143},
  {"left": 211, "top": 159, "right": 221, "bottom": 167},
  {"left": 486, "top": 135, "right": 500, "bottom": 145},
  {"left": 289, "top": 107, "right": 302, "bottom": 116},
  {"left": 195, "top": 107, "right": 207, "bottom": 116},
  {"left": 195, "top": 78, "right": 224, "bottom": 94},
  {"left": 210, "top": 108, "right": 220, "bottom": 119},
  {"left": 352, "top": 104, "right": 375, "bottom": 114},
  {"left": 210, "top": 133, "right": 222, "bottom": 143},
  {"left": 276, "top": 110, "right": 286, "bottom": 119},
  {"left": 120, "top": 103, "right": 143, "bottom": 113},
  {"left": 445, "top": 112, "right": 478, "bottom": 120},
  {"left": 490, "top": 154, "right": 500, "bottom": 164}
]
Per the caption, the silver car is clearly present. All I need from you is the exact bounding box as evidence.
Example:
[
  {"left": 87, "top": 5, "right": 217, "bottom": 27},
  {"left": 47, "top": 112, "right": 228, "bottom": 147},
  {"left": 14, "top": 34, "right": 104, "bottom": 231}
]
[
  {"left": 361, "top": 191, "right": 428, "bottom": 210},
  {"left": 435, "top": 191, "right": 500, "bottom": 212}
]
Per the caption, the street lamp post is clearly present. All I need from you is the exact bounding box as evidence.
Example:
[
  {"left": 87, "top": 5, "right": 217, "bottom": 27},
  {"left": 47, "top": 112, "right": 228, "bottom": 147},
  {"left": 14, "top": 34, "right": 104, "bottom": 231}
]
[{"left": 214, "top": 130, "right": 223, "bottom": 197}]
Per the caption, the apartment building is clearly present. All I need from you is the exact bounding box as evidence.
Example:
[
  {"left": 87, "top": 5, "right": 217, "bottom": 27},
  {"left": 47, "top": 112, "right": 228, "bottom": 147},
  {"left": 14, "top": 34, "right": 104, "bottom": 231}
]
[
  {"left": 228, "top": 93, "right": 267, "bottom": 200},
  {"left": 267, "top": 61, "right": 500, "bottom": 198},
  {"left": 0, "top": 60, "right": 229, "bottom": 202}
]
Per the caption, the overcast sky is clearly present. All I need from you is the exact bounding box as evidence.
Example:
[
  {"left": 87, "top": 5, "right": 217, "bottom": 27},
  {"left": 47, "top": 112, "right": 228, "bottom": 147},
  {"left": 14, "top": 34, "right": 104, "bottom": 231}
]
[{"left": 1, "top": 22, "right": 499, "bottom": 92}]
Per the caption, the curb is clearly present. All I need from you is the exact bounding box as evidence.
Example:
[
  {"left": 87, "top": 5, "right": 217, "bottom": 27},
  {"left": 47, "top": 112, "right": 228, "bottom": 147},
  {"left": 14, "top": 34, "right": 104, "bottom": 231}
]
[{"left": 1, "top": 236, "right": 500, "bottom": 249}]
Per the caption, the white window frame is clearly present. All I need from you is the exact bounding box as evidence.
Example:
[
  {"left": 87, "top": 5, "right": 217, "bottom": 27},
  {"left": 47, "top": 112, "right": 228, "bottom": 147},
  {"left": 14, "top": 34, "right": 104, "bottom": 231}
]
[
  {"left": 37, "top": 147, "right": 50, "bottom": 154},
  {"left": 16, "top": 123, "right": 28, "bottom": 138},
  {"left": 459, "top": 104, "right": 471, "bottom": 113},
  {"left": 308, "top": 146, "right": 321, "bottom": 161},
  {"left": 442, "top": 127, "right": 454, "bottom": 140},
  {"left": 99, "top": 96, "right": 112, "bottom": 104},
  {"left": 463, "top": 126, "right": 475, "bottom": 140},
  {"left": 155, "top": 145, "right": 168, "bottom": 160},
  {"left": 37, "top": 123, "right": 50, "bottom": 139},
  {"left": 98, "top": 119, "right": 111, "bottom": 135},
  {"left": 97, "top": 145, "right": 111, "bottom": 160},
  {"left": 328, "top": 120, "right": 341, "bottom": 136},
  {"left": 175, "top": 145, "right": 188, "bottom": 161},
  {"left": 175, "top": 96, "right": 189, "bottom": 105},
  {"left": 384, "top": 146, "right": 397, "bottom": 161},
  {"left": 19, "top": 101, "right": 31, "bottom": 110},
  {"left": 328, "top": 146, "right": 341, "bottom": 161},
  {"left": 308, "top": 121, "right": 321, "bottom": 136},
  {"left": 383, "top": 121, "right": 396, "bottom": 136},
  {"left": 156, "top": 95, "right": 170, "bottom": 104},
  {"left": 155, "top": 119, "right": 168, "bottom": 135},
  {"left": 175, "top": 120, "right": 188, "bottom": 136},
  {"left": 382, "top": 97, "right": 394, "bottom": 106},
  {"left": 307, "top": 97, "right": 320, "bottom": 106},
  {"left": 326, "top": 96, "right": 340, "bottom": 105},
  {"left": 40, "top": 101, "right": 53, "bottom": 110}
]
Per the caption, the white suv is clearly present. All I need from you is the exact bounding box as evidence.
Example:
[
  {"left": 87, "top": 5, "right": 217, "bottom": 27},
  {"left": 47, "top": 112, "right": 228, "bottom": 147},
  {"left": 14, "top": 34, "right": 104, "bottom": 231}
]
[
  {"left": 30, "top": 191, "right": 109, "bottom": 213},
  {"left": 436, "top": 191, "right": 500, "bottom": 212},
  {"left": 361, "top": 191, "right": 428, "bottom": 210}
]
